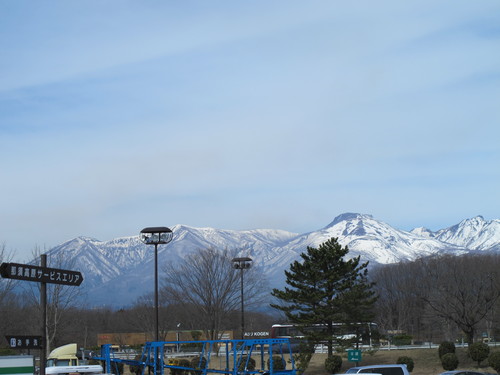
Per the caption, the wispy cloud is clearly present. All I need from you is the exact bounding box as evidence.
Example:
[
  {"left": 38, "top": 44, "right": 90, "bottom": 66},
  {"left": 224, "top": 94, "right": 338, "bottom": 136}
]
[{"left": 1, "top": 1, "right": 499, "bottom": 260}]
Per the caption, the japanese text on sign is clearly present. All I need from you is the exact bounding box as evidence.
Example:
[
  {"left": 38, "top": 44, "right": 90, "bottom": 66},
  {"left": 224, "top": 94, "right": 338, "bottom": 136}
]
[
  {"left": 0, "top": 262, "right": 83, "bottom": 286},
  {"left": 6, "top": 335, "right": 43, "bottom": 349}
]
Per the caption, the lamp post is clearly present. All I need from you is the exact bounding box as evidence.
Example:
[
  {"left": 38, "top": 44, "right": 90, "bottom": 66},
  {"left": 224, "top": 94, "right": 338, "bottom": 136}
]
[
  {"left": 232, "top": 257, "right": 253, "bottom": 339},
  {"left": 140, "top": 226, "right": 173, "bottom": 342}
]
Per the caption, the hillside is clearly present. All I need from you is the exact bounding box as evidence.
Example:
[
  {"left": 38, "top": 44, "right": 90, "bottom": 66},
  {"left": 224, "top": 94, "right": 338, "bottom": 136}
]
[{"left": 39, "top": 213, "right": 500, "bottom": 307}]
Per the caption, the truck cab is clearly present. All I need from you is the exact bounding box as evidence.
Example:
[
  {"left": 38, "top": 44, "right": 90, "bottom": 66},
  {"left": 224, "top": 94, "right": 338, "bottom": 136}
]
[
  {"left": 46, "top": 344, "right": 103, "bottom": 375},
  {"left": 47, "top": 344, "right": 80, "bottom": 367}
]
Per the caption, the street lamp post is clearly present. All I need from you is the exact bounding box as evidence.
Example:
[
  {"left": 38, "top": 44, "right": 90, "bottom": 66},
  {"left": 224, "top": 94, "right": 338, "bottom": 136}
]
[
  {"left": 140, "top": 226, "right": 173, "bottom": 342},
  {"left": 232, "top": 257, "right": 253, "bottom": 340}
]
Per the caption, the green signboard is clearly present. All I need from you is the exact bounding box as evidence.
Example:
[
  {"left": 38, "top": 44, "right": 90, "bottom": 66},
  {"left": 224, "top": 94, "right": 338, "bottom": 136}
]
[{"left": 348, "top": 349, "right": 362, "bottom": 362}]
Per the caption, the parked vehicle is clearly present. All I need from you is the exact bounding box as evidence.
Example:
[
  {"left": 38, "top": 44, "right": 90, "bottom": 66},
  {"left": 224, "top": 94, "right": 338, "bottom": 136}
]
[
  {"left": 46, "top": 344, "right": 103, "bottom": 375},
  {"left": 343, "top": 364, "right": 410, "bottom": 375},
  {"left": 271, "top": 322, "right": 378, "bottom": 347}
]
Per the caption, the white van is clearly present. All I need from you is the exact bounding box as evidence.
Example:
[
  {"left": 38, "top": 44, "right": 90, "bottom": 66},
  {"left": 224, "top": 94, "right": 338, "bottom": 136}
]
[{"left": 343, "top": 364, "right": 410, "bottom": 375}]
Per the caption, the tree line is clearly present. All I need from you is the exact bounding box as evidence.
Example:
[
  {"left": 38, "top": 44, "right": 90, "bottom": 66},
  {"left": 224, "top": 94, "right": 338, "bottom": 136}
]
[
  {"left": 2, "top": 239, "right": 500, "bottom": 353},
  {"left": 372, "top": 252, "right": 500, "bottom": 345}
]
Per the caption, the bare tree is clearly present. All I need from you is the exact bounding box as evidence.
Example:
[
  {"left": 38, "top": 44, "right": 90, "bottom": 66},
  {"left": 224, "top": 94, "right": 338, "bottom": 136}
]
[
  {"left": 0, "top": 242, "right": 15, "bottom": 305},
  {"left": 418, "top": 254, "right": 500, "bottom": 345},
  {"left": 372, "top": 253, "right": 500, "bottom": 345},
  {"left": 22, "top": 246, "right": 85, "bottom": 353},
  {"left": 0, "top": 242, "right": 18, "bottom": 346},
  {"left": 161, "top": 247, "right": 268, "bottom": 341},
  {"left": 372, "top": 262, "right": 416, "bottom": 333},
  {"left": 372, "top": 260, "right": 432, "bottom": 341},
  {"left": 126, "top": 293, "right": 172, "bottom": 340}
]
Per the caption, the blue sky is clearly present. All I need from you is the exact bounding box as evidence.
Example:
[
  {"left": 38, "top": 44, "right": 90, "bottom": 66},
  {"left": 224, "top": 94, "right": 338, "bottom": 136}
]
[{"left": 1, "top": 1, "right": 499, "bottom": 261}]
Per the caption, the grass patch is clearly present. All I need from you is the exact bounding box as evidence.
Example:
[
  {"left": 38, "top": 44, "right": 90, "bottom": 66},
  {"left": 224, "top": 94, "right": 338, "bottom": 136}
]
[{"left": 304, "top": 347, "right": 500, "bottom": 375}]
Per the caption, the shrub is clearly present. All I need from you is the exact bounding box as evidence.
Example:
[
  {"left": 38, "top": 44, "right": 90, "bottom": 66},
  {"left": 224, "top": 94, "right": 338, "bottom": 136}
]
[
  {"left": 170, "top": 358, "right": 191, "bottom": 375},
  {"left": 469, "top": 342, "right": 490, "bottom": 367},
  {"left": 293, "top": 342, "right": 314, "bottom": 374},
  {"left": 488, "top": 351, "right": 500, "bottom": 373},
  {"left": 324, "top": 355, "right": 342, "bottom": 374},
  {"left": 109, "top": 361, "right": 124, "bottom": 375},
  {"left": 148, "top": 358, "right": 162, "bottom": 375},
  {"left": 0, "top": 348, "right": 16, "bottom": 356},
  {"left": 397, "top": 356, "right": 414, "bottom": 372},
  {"left": 392, "top": 334, "right": 413, "bottom": 346},
  {"left": 189, "top": 356, "right": 207, "bottom": 375},
  {"left": 438, "top": 341, "right": 456, "bottom": 359},
  {"left": 267, "top": 356, "right": 286, "bottom": 371},
  {"left": 237, "top": 356, "right": 256, "bottom": 371},
  {"left": 441, "top": 353, "right": 459, "bottom": 371},
  {"left": 129, "top": 355, "right": 143, "bottom": 375}
]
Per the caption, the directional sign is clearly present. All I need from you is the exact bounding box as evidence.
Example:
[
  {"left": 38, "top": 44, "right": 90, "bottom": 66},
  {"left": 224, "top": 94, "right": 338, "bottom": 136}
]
[
  {"left": 6, "top": 335, "right": 43, "bottom": 349},
  {"left": 0, "top": 262, "right": 83, "bottom": 286},
  {"left": 348, "top": 349, "right": 362, "bottom": 362}
]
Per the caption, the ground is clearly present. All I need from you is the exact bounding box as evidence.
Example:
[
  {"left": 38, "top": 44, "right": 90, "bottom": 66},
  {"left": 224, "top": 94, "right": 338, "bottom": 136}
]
[
  {"left": 304, "top": 347, "right": 499, "bottom": 375},
  {"left": 118, "top": 346, "right": 500, "bottom": 375}
]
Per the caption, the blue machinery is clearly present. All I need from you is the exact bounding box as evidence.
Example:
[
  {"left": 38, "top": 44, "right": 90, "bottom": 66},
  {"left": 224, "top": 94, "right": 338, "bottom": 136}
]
[{"left": 95, "top": 339, "right": 297, "bottom": 375}]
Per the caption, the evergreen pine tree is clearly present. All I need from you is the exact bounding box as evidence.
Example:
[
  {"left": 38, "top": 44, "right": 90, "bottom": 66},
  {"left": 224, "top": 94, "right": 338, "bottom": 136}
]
[{"left": 271, "top": 237, "right": 377, "bottom": 357}]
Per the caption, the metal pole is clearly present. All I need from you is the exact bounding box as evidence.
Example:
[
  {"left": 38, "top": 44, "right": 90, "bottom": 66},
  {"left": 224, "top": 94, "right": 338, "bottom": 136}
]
[
  {"left": 40, "top": 254, "right": 47, "bottom": 375},
  {"left": 154, "top": 243, "right": 159, "bottom": 342},
  {"left": 240, "top": 268, "right": 244, "bottom": 340}
]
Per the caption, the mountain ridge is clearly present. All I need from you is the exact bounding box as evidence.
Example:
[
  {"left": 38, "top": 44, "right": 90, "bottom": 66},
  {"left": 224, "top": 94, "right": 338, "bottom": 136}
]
[{"left": 40, "top": 213, "right": 500, "bottom": 307}]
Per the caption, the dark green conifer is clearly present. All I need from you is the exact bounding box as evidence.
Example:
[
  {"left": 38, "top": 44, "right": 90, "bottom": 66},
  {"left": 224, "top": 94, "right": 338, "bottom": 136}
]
[{"left": 271, "top": 237, "right": 377, "bottom": 357}]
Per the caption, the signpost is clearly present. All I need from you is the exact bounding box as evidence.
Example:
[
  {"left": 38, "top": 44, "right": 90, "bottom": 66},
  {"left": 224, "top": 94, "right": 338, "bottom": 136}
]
[
  {"left": 348, "top": 349, "right": 362, "bottom": 363},
  {"left": 5, "top": 336, "right": 43, "bottom": 349},
  {"left": 0, "top": 262, "right": 83, "bottom": 286},
  {"left": 1, "top": 258, "right": 83, "bottom": 375}
]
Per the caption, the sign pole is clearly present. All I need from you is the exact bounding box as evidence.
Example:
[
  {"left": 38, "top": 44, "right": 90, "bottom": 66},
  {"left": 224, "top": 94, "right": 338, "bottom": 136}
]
[
  {"left": 0, "top": 257, "right": 83, "bottom": 373},
  {"left": 40, "top": 254, "right": 47, "bottom": 375}
]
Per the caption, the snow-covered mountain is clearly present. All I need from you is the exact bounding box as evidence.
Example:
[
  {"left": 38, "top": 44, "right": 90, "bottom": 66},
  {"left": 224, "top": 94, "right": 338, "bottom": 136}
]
[
  {"left": 434, "top": 216, "right": 500, "bottom": 251},
  {"left": 41, "top": 213, "right": 500, "bottom": 307},
  {"left": 281, "top": 213, "right": 464, "bottom": 265}
]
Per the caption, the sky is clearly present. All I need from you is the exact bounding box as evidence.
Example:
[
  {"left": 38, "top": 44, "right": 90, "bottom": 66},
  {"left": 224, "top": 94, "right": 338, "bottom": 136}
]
[{"left": 1, "top": 1, "right": 499, "bottom": 262}]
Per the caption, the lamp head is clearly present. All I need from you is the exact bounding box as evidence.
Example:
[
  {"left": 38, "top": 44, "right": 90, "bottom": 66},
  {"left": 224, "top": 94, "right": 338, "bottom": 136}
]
[
  {"left": 140, "top": 227, "right": 173, "bottom": 245},
  {"left": 232, "top": 257, "right": 253, "bottom": 269}
]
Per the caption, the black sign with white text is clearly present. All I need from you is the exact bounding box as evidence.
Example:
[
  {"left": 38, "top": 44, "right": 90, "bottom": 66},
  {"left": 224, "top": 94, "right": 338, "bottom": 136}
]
[
  {"left": 0, "top": 262, "right": 83, "bottom": 286},
  {"left": 6, "top": 335, "right": 43, "bottom": 349}
]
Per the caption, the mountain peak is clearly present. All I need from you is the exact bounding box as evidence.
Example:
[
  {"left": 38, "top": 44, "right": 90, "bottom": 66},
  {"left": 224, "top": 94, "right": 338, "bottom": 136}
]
[
  {"left": 435, "top": 215, "right": 498, "bottom": 250},
  {"left": 325, "top": 213, "right": 373, "bottom": 228},
  {"left": 460, "top": 215, "right": 485, "bottom": 225},
  {"left": 410, "top": 227, "right": 435, "bottom": 238}
]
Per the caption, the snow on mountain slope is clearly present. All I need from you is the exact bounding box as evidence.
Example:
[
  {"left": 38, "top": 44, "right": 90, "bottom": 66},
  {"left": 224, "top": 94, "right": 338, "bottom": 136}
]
[
  {"left": 281, "top": 213, "right": 463, "bottom": 265},
  {"left": 410, "top": 227, "right": 435, "bottom": 238},
  {"left": 40, "top": 213, "right": 500, "bottom": 307},
  {"left": 54, "top": 225, "right": 300, "bottom": 306},
  {"left": 434, "top": 216, "right": 500, "bottom": 251},
  {"left": 45, "top": 236, "right": 155, "bottom": 288}
]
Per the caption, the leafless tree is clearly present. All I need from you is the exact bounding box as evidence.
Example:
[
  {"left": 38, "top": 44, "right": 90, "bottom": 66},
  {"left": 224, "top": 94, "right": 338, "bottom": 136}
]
[
  {"left": 372, "top": 262, "right": 418, "bottom": 333},
  {"left": 372, "top": 253, "right": 500, "bottom": 345},
  {"left": 0, "top": 242, "right": 15, "bottom": 305},
  {"left": 126, "top": 293, "right": 173, "bottom": 340},
  {"left": 0, "top": 243, "right": 18, "bottom": 346},
  {"left": 418, "top": 254, "right": 500, "bottom": 345},
  {"left": 161, "top": 247, "right": 268, "bottom": 341},
  {"left": 22, "top": 246, "right": 85, "bottom": 353}
]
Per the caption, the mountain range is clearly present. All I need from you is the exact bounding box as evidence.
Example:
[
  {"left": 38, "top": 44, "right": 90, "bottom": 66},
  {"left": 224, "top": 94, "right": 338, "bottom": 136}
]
[{"left": 41, "top": 213, "right": 500, "bottom": 308}]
